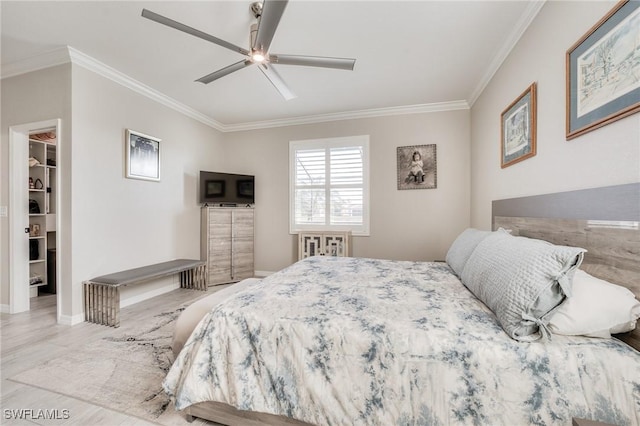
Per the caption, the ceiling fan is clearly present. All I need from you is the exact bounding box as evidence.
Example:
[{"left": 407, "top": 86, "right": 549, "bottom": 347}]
[{"left": 141, "top": 0, "right": 356, "bottom": 100}]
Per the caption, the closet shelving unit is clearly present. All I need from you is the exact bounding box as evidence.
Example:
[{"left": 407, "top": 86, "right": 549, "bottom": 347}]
[{"left": 28, "top": 131, "right": 57, "bottom": 297}]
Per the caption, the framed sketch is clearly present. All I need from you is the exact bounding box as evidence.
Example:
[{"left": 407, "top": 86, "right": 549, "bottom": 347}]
[
  {"left": 566, "top": 0, "right": 640, "bottom": 140},
  {"left": 397, "top": 144, "right": 437, "bottom": 190},
  {"left": 125, "top": 129, "right": 161, "bottom": 181},
  {"left": 501, "top": 83, "right": 537, "bottom": 168}
]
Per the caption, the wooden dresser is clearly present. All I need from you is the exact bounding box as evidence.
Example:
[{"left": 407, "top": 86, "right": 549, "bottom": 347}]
[{"left": 201, "top": 206, "right": 254, "bottom": 285}]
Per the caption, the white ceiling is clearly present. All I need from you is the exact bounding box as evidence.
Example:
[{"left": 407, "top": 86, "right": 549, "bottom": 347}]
[{"left": 1, "top": 1, "right": 542, "bottom": 130}]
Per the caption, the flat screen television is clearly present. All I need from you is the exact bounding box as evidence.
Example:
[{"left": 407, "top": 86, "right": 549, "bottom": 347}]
[{"left": 199, "top": 171, "right": 255, "bottom": 205}]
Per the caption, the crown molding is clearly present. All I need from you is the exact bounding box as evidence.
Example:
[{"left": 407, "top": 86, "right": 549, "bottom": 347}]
[
  {"left": 468, "top": 0, "right": 546, "bottom": 107},
  {"left": 221, "top": 100, "right": 470, "bottom": 132},
  {"left": 1, "top": 1, "right": 543, "bottom": 131},
  {"left": 1, "top": 46, "right": 225, "bottom": 131},
  {"left": 0, "top": 47, "right": 71, "bottom": 79},
  {"left": 66, "top": 47, "right": 225, "bottom": 131},
  {"left": 2, "top": 47, "right": 469, "bottom": 133}
]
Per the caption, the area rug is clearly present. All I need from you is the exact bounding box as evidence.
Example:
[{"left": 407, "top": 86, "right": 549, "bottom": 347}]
[{"left": 9, "top": 305, "right": 203, "bottom": 425}]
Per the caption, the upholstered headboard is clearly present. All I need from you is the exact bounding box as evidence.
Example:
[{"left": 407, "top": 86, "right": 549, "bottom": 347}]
[{"left": 492, "top": 183, "right": 640, "bottom": 351}]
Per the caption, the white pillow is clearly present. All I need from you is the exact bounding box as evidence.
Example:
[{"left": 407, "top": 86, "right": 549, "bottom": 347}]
[{"left": 548, "top": 269, "right": 640, "bottom": 338}]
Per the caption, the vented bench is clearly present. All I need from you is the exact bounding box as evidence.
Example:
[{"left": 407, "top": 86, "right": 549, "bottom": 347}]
[{"left": 83, "top": 259, "right": 207, "bottom": 327}]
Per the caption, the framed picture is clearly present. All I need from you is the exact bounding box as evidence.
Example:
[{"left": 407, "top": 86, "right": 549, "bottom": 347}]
[
  {"left": 397, "top": 144, "right": 437, "bottom": 190},
  {"left": 29, "top": 224, "right": 40, "bottom": 237},
  {"left": 125, "top": 129, "right": 161, "bottom": 181},
  {"left": 566, "top": 1, "right": 640, "bottom": 140},
  {"left": 501, "top": 83, "right": 537, "bottom": 168}
]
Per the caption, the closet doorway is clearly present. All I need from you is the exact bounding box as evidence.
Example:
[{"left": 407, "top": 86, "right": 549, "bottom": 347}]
[{"left": 9, "top": 119, "right": 62, "bottom": 319}]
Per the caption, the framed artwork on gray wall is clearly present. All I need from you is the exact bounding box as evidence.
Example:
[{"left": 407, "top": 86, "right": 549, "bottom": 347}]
[
  {"left": 566, "top": 0, "right": 640, "bottom": 140},
  {"left": 125, "top": 129, "right": 161, "bottom": 182},
  {"left": 397, "top": 144, "right": 437, "bottom": 190},
  {"left": 501, "top": 83, "right": 537, "bottom": 168}
]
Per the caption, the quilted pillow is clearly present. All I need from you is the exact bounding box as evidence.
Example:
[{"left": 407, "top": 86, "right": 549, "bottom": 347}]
[
  {"left": 461, "top": 232, "right": 586, "bottom": 342},
  {"left": 445, "top": 228, "right": 492, "bottom": 277},
  {"left": 548, "top": 269, "right": 640, "bottom": 338}
]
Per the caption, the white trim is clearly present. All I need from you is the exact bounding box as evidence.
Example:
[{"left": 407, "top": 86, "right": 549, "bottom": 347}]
[
  {"left": 9, "top": 120, "right": 64, "bottom": 319},
  {"left": 119, "top": 282, "right": 181, "bottom": 309},
  {"left": 9, "top": 119, "right": 62, "bottom": 315},
  {"left": 223, "top": 101, "right": 470, "bottom": 132},
  {"left": 468, "top": 1, "right": 546, "bottom": 106},
  {"left": 58, "top": 313, "right": 85, "bottom": 326},
  {"left": 1, "top": 47, "right": 469, "bottom": 132},
  {"left": 1, "top": 47, "right": 225, "bottom": 131},
  {"left": 66, "top": 47, "right": 225, "bottom": 131},
  {"left": 8, "top": 127, "right": 30, "bottom": 314},
  {"left": 54, "top": 120, "right": 64, "bottom": 325},
  {"left": 290, "top": 135, "right": 370, "bottom": 236},
  {"left": 1, "top": 15, "right": 549, "bottom": 131},
  {"left": 0, "top": 47, "right": 71, "bottom": 79}
]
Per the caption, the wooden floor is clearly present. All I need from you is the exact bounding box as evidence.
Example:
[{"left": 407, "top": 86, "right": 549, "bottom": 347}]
[{"left": 1, "top": 287, "right": 226, "bottom": 425}]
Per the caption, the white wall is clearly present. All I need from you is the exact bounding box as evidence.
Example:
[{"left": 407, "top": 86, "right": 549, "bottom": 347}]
[
  {"left": 470, "top": 1, "right": 640, "bottom": 229},
  {"left": 0, "top": 64, "right": 226, "bottom": 317},
  {"left": 223, "top": 110, "right": 470, "bottom": 273},
  {"left": 0, "top": 64, "right": 72, "bottom": 310},
  {"left": 5, "top": 62, "right": 468, "bottom": 318},
  {"left": 15, "top": 1, "right": 626, "bottom": 313},
  {"left": 68, "top": 65, "right": 226, "bottom": 315}
]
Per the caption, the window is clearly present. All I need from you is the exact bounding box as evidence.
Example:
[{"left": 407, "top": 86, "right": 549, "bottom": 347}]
[{"left": 290, "top": 135, "right": 370, "bottom": 236}]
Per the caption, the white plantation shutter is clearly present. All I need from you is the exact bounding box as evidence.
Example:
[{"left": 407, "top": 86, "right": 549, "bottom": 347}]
[
  {"left": 294, "top": 148, "right": 325, "bottom": 226},
  {"left": 290, "top": 136, "right": 370, "bottom": 235}
]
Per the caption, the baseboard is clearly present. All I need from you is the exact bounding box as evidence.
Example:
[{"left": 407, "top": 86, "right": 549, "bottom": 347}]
[
  {"left": 120, "top": 282, "right": 181, "bottom": 308},
  {"left": 58, "top": 312, "right": 84, "bottom": 326},
  {"left": 254, "top": 270, "right": 275, "bottom": 278},
  {"left": 0, "top": 304, "right": 10, "bottom": 313}
]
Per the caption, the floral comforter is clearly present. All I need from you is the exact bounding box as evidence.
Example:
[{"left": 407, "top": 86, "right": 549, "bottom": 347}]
[{"left": 164, "top": 256, "right": 640, "bottom": 425}]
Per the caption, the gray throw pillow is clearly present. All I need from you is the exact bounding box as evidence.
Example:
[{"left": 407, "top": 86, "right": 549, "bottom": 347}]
[
  {"left": 461, "top": 231, "right": 585, "bottom": 341},
  {"left": 445, "top": 228, "right": 492, "bottom": 277}
]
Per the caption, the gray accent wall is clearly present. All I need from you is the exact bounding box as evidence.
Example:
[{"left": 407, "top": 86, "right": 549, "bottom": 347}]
[{"left": 493, "top": 183, "right": 640, "bottom": 222}]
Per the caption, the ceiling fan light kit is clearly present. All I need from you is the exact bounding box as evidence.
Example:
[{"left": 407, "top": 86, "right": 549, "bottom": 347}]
[{"left": 141, "top": 0, "right": 356, "bottom": 100}]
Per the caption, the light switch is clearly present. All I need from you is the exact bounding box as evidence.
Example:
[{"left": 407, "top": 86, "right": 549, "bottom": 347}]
[{"left": 0, "top": 206, "right": 7, "bottom": 217}]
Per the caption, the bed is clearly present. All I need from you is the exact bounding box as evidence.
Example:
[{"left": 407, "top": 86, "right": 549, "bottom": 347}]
[{"left": 165, "top": 184, "right": 640, "bottom": 425}]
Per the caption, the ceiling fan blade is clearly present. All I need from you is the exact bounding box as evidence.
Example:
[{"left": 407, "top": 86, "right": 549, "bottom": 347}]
[
  {"left": 258, "top": 63, "right": 296, "bottom": 100},
  {"left": 142, "top": 9, "right": 249, "bottom": 56},
  {"left": 253, "top": 0, "right": 288, "bottom": 54},
  {"left": 196, "top": 60, "right": 254, "bottom": 84},
  {"left": 269, "top": 54, "right": 356, "bottom": 71}
]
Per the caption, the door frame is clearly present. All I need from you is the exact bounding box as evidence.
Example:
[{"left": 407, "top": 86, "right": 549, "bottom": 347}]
[{"left": 9, "top": 119, "right": 62, "bottom": 316}]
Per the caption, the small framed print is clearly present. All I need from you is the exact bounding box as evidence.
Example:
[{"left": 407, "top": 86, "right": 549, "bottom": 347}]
[
  {"left": 397, "top": 144, "right": 437, "bottom": 190},
  {"left": 125, "top": 129, "right": 161, "bottom": 182},
  {"left": 501, "top": 83, "right": 537, "bottom": 168}
]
